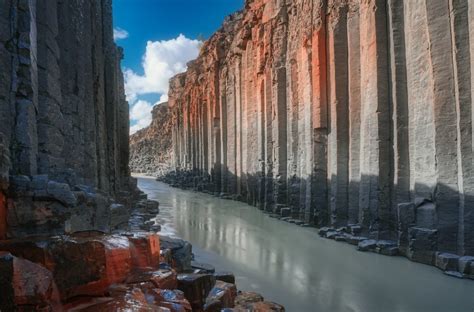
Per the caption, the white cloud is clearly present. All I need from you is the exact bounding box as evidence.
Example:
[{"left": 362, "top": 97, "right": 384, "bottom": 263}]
[
  {"left": 157, "top": 93, "right": 169, "bottom": 104},
  {"left": 124, "top": 34, "right": 201, "bottom": 102},
  {"left": 130, "top": 100, "right": 153, "bottom": 134},
  {"left": 114, "top": 27, "right": 129, "bottom": 41}
]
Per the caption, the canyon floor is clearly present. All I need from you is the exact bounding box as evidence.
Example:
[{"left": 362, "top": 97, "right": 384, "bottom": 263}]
[{"left": 136, "top": 176, "right": 474, "bottom": 312}]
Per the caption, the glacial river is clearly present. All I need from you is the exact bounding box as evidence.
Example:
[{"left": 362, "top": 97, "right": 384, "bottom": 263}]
[{"left": 137, "top": 176, "right": 474, "bottom": 312}]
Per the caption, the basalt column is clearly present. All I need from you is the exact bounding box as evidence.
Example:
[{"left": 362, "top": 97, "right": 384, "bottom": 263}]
[
  {"left": 167, "top": 0, "right": 474, "bottom": 261},
  {"left": 0, "top": 0, "right": 131, "bottom": 238}
]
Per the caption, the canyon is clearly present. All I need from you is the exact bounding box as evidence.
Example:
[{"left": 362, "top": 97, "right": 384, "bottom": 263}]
[
  {"left": 135, "top": 0, "right": 474, "bottom": 276},
  {"left": 0, "top": 0, "right": 274, "bottom": 311}
]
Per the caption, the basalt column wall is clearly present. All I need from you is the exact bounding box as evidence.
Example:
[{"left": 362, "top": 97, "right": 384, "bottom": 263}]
[
  {"left": 169, "top": 0, "right": 474, "bottom": 258},
  {"left": 0, "top": 0, "right": 130, "bottom": 238}
]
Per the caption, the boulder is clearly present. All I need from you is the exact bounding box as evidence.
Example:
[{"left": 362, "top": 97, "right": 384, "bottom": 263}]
[
  {"left": 177, "top": 273, "right": 216, "bottom": 311},
  {"left": 375, "top": 240, "right": 398, "bottom": 256},
  {"left": 152, "top": 289, "right": 192, "bottom": 312},
  {"left": 458, "top": 256, "right": 474, "bottom": 278},
  {"left": 357, "top": 239, "right": 377, "bottom": 252},
  {"left": 0, "top": 252, "right": 61, "bottom": 311},
  {"left": 231, "top": 301, "right": 285, "bottom": 312},
  {"left": 234, "top": 291, "right": 264, "bottom": 306},
  {"left": 110, "top": 203, "right": 129, "bottom": 229},
  {"left": 74, "top": 286, "right": 167, "bottom": 312},
  {"left": 46, "top": 180, "right": 77, "bottom": 207},
  {"left": 318, "top": 227, "right": 331, "bottom": 237},
  {"left": 126, "top": 268, "right": 178, "bottom": 289},
  {"left": 204, "top": 280, "right": 237, "bottom": 311},
  {"left": 407, "top": 227, "right": 438, "bottom": 265},
  {"left": 191, "top": 261, "right": 215, "bottom": 273},
  {"left": 214, "top": 271, "right": 235, "bottom": 284},
  {"left": 126, "top": 232, "right": 161, "bottom": 269},
  {"left": 280, "top": 207, "right": 291, "bottom": 218},
  {"left": 435, "top": 253, "right": 460, "bottom": 271},
  {"left": 160, "top": 236, "right": 192, "bottom": 272},
  {"left": 0, "top": 233, "right": 158, "bottom": 299}
]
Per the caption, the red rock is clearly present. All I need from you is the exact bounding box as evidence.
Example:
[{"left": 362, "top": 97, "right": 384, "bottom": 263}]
[
  {"left": 153, "top": 289, "right": 192, "bottom": 312},
  {"left": 0, "top": 252, "right": 62, "bottom": 311},
  {"left": 70, "top": 286, "right": 168, "bottom": 312},
  {"left": 126, "top": 232, "right": 161, "bottom": 269},
  {"left": 0, "top": 234, "right": 133, "bottom": 300},
  {"left": 234, "top": 291, "right": 264, "bottom": 306},
  {"left": 204, "top": 280, "right": 237, "bottom": 311},
  {"left": 126, "top": 268, "right": 178, "bottom": 289}
]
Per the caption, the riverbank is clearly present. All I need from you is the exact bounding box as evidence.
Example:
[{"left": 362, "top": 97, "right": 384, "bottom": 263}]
[
  {"left": 138, "top": 176, "right": 474, "bottom": 312},
  {"left": 0, "top": 174, "right": 284, "bottom": 311}
]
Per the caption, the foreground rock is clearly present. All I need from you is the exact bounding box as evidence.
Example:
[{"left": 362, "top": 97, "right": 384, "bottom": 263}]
[
  {"left": 0, "top": 252, "right": 62, "bottom": 311},
  {"left": 0, "top": 230, "right": 283, "bottom": 310}
]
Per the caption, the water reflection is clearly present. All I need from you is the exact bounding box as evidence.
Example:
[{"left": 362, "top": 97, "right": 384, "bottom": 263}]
[{"left": 137, "top": 177, "right": 474, "bottom": 312}]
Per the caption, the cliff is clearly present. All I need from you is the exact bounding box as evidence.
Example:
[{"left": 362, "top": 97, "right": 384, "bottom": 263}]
[
  {"left": 166, "top": 0, "right": 474, "bottom": 266},
  {"left": 129, "top": 103, "right": 173, "bottom": 176},
  {"left": 0, "top": 0, "right": 131, "bottom": 238}
]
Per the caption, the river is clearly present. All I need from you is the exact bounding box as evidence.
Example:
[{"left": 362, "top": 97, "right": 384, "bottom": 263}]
[{"left": 137, "top": 176, "right": 474, "bottom": 312}]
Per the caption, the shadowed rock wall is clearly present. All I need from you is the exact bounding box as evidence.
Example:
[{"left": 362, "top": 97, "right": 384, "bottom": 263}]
[
  {"left": 0, "top": 0, "right": 130, "bottom": 238},
  {"left": 168, "top": 0, "right": 474, "bottom": 258}
]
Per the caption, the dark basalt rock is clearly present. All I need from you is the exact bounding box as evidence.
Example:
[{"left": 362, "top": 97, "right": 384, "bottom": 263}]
[
  {"left": 160, "top": 236, "right": 193, "bottom": 272},
  {"left": 177, "top": 273, "right": 216, "bottom": 311},
  {"left": 214, "top": 271, "right": 236, "bottom": 284}
]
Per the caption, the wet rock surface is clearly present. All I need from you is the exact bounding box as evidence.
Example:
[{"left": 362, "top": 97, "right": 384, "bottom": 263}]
[{"left": 0, "top": 0, "right": 283, "bottom": 309}]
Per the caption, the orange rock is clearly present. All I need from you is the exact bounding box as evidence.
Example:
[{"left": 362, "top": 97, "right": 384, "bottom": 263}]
[
  {"left": 126, "top": 268, "right": 178, "bottom": 289},
  {"left": 126, "top": 232, "right": 161, "bottom": 269},
  {"left": 234, "top": 291, "right": 264, "bottom": 306},
  {"left": 153, "top": 289, "right": 192, "bottom": 312},
  {"left": 0, "top": 234, "right": 133, "bottom": 300},
  {"left": 204, "top": 280, "right": 237, "bottom": 310},
  {"left": 0, "top": 252, "right": 62, "bottom": 311},
  {"left": 69, "top": 286, "right": 169, "bottom": 312}
]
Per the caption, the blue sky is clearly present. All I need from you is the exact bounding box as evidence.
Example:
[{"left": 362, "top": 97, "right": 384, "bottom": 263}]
[{"left": 113, "top": 0, "right": 243, "bottom": 133}]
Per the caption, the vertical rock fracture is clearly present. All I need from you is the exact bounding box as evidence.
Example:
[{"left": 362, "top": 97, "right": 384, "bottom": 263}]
[
  {"left": 0, "top": 0, "right": 131, "bottom": 238},
  {"left": 163, "top": 0, "right": 474, "bottom": 268}
]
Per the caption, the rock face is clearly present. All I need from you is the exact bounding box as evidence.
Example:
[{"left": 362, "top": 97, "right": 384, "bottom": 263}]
[
  {"left": 129, "top": 103, "right": 173, "bottom": 176},
  {"left": 0, "top": 0, "right": 131, "bottom": 238},
  {"left": 166, "top": 0, "right": 474, "bottom": 262}
]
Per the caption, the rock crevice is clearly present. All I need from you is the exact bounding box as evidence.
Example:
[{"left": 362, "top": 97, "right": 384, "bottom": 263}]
[
  {"left": 160, "top": 0, "right": 474, "bottom": 265},
  {"left": 0, "top": 0, "right": 131, "bottom": 238}
]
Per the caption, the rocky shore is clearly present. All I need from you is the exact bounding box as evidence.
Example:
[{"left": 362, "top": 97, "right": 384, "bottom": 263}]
[
  {"left": 0, "top": 185, "right": 285, "bottom": 311},
  {"left": 0, "top": 0, "right": 284, "bottom": 310},
  {"left": 159, "top": 170, "right": 474, "bottom": 281}
]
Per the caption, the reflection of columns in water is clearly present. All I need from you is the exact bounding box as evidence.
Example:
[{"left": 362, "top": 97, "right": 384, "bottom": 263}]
[{"left": 167, "top": 0, "right": 474, "bottom": 254}]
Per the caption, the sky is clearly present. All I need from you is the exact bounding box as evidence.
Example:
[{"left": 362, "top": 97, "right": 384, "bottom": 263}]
[{"left": 113, "top": 0, "right": 244, "bottom": 134}]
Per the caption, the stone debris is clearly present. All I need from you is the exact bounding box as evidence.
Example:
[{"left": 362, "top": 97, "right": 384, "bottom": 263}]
[
  {"left": 214, "top": 271, "right": 236, "bottom": 284},
  {"left": 204, "top": 280, "right": 237, "bottom": 311},
  {"left": 0, "top": 252, "right": 62, "bottom": 311},
  {"left": 0, "top": 0, "right": 284, "bottom": 310},
  {"left": 160, "top": 236, "right": 193, "bottom": 272},
  {"left": 177, "top": 273, "right": 216, "bottom": 311},
  {"left": 130, "top": 0, "right": 474, "bottom": 278}
]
